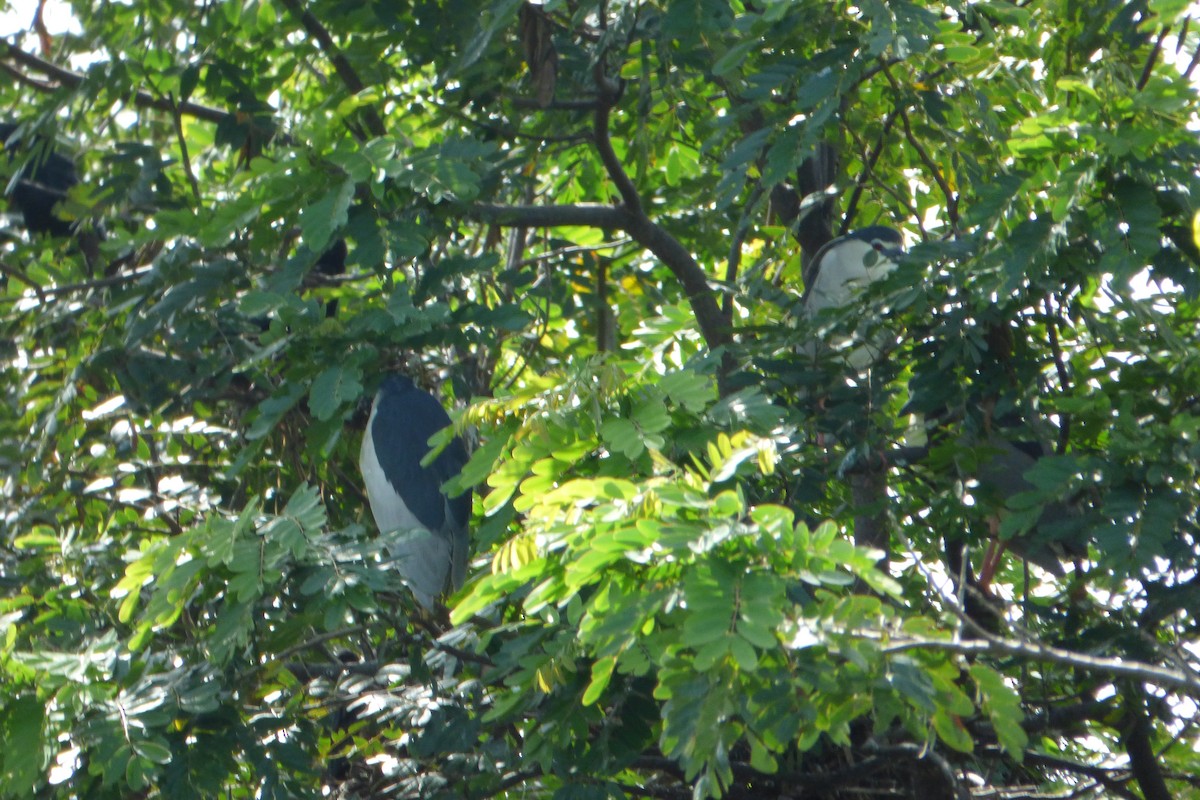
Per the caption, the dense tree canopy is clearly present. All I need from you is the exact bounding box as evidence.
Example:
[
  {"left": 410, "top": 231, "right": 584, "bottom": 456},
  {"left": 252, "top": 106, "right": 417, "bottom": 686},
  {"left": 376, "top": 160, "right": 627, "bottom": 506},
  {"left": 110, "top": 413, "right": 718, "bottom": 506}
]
[{"left": 2, "top": 0, "right": 1200, "bottom": 798}]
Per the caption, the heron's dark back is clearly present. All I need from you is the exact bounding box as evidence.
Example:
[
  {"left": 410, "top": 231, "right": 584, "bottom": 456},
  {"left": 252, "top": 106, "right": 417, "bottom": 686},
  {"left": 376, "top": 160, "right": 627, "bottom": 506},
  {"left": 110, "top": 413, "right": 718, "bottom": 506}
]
[{"left": 370, "top": 375, "right": 470, "bottom": 532}]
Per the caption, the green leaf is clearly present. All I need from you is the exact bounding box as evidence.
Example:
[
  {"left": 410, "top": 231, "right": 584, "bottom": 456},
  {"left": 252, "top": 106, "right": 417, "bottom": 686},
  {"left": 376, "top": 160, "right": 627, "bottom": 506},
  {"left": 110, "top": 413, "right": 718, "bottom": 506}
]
[
  {"left": 582, "top": 655, "right": 616, "bottom": 706},
  {"left": 309, "top": 365, "right": 363, "bottom": 422},
  {"left": 299, "top": 178, "right": 355, "bottom": 253},
  {"left": 131, "top": 737, "right": 173, "bottom": 765},
  {"left": 932, "top": 708, "right": 974, "bottom": 753},
  {"left": 712, "top": 38, "right": 758, "bottom": 77},
  {"left": 0, "top": 695, "right": 45, "bottom": 792},
  {"left": 246, "top": 382, "right": 307, "bottom": 440},
  {"left": 599, "top": 418, "right": 644, "bottom": 459}
]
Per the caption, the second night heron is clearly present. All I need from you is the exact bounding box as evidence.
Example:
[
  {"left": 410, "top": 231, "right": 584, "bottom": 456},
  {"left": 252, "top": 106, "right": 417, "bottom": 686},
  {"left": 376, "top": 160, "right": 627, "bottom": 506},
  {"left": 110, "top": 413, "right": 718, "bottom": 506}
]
[{"left": 359, "top": 374, "right": 472, "bottom": 610}]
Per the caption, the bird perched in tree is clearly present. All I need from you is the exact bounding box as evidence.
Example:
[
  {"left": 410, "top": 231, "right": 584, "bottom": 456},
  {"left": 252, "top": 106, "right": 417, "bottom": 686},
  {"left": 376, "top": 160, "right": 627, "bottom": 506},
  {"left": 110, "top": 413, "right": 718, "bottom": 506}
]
[
  {"left": 359, "top": 374, "right": 472, "bottom": 610},
  {"left": 802, "top": 225, "right": 904, "bottom": 368},
  {"left": 962, "top": 430, "right": 1084, "bottom": 587},
  {"left": 0, "top": 121, "right": 79, "bottom": 238}
]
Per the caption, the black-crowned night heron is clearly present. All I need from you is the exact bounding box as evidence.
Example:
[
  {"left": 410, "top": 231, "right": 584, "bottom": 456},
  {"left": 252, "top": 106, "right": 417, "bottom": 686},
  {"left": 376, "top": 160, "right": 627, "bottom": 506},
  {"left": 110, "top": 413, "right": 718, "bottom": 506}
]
[
  {"left": 802, "top": 225, "right": 904, "bottom": 368},
  {"left": 359, "top": 374, "right": 471, "bottom": 610},
  {"left": 964, "top": 432, "right": 1084, "bottom": 586},
  {"left": 0, "top": 122, "right": 79, "bottom": 238}
]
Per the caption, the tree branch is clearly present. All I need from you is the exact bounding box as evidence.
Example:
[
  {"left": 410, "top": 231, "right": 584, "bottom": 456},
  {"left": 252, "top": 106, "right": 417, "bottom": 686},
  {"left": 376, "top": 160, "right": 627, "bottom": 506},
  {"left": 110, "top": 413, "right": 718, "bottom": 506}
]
[
  {"left": 275, "top": 0, "right": 387, "bottom": 138},
  {"left": 2, "top": 41, "right": 229, "bottom": 124},
  {"left": 584, "top": 57, "right": 730, "bottom": 363},
  {"left": 1138, "top": 25, "right": 1170, "bottom": 92},
  {"left": 872, "top": 633, "right": 1200, "bottom": 697},
  {"left": 723, "top": 182, "right": 765, "bottom": 323},
  {"left": 883, "top": 66, "right": 959, "bottom": 230},
  {"left": 1019, "top": 751, "right": 1138, "bottom": 799},
  {"left": 0, "top": 259, "right": 47, "bottom": 303},
  {"left": 467, "top": 199, "right": 732, "bottom": 357},
  {"left": 1120, "top": 686, "right": 1175, "bottom": 800},
  {"left": 0, "top": 264, "right": 153, "bottom": 305},
  {"left": 621, "top": 211, "right": 732, "bottom": 354},
  {"left": 467, "top": 202, "right": 631, "bottom": 229},
  {"left": 592, "top": 64, "right": 641, "bottom": 214},
  {"left": 841, "top": 112, "right": 896, "bottom": 236}
]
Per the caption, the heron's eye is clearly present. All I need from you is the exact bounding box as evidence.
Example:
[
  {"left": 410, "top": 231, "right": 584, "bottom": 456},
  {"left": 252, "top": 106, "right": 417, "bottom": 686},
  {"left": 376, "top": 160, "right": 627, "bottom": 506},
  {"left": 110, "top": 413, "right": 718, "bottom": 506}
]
[{"left": 872, "top": 241, "right": 884, "bottom": 250}]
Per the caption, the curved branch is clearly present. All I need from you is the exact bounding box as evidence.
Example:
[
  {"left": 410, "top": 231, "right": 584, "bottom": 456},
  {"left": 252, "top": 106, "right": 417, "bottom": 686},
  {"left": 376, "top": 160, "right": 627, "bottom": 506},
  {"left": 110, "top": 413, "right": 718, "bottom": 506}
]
[
  {"left": 582, "top": 60, "right": 730, "bottom": 360},
  {"left": 621, "top": 211, "right": 731, "bottom": 351},
  {"left": 592, "top": 64, "right": 641, "bottom": 214}
]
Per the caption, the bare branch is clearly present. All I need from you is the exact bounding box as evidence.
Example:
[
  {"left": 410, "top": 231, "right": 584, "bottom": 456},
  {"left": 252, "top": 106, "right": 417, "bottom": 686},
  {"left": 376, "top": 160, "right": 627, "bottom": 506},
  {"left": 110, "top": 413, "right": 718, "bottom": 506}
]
[
  {"left": 871, "top": 633, "right": 1200, "bottom": 697},
  {"left": 467, "top": 199, "right": 733, "bottom": 357}
]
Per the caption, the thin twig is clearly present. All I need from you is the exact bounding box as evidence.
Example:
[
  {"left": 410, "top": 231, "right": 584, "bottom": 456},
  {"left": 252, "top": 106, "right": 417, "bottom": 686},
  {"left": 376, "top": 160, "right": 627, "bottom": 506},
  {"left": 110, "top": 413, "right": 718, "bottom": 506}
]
[
  {"left": 882, "top": 66, "right": 959, "bottom": 230},
  {"left": 722, "top": 182, "right": 765, "bottom": 323},
  {"left": 870, "top": 632, "right": 1200, "bottom": 696},
  {"left": 1043, "top": 295, "right": 1072, "bottom": 453},
  {"left": 841, "top": 111, "right": 897, "bottom": 236}
]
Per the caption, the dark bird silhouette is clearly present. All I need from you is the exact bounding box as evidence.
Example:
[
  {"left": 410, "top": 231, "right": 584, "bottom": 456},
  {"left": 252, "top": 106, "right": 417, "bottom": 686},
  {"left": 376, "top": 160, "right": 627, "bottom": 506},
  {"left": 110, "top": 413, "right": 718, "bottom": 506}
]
[
  {"left": 315, "top": 238, "right": 347, "bottom": 318},
  {"left": 0, "top": 122, "right": 106, "bottom": 273},
  {"left": 961, "top": 431, "right": 1084, "bottom": 588},
  {"left": 0, "top": 121, "right": 79, "bottom": 238}
]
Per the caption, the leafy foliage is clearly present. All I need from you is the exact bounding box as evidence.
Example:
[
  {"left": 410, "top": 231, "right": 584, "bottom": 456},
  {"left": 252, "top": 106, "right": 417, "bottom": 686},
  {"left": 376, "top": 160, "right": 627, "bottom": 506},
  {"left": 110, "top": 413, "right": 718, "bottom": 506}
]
[{"left": 1, "top": 1, "right": 1199, "bottom": 798}]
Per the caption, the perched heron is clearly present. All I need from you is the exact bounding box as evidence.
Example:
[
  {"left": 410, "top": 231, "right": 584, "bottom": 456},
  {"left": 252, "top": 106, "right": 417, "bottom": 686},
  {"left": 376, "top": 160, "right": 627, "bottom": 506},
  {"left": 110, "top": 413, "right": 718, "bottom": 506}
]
[
  {"left": 0, "top": 122, "right": 80, "bottom": 238},
  {"left": 802, "top": 225, "right": 904, "bottom": 368},
  {"left": 359, "top": 374, "right": 472, "bottom": 610},
  {"left": 965, "top": 432, "right": 1083, "bottom": 586}
]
